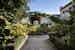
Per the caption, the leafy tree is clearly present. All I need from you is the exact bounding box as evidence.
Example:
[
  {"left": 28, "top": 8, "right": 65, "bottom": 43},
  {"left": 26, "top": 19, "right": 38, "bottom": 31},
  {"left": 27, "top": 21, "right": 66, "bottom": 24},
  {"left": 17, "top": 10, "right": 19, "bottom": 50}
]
[
  {"left": 61, "top": 0, "right": 75, "bottom": 49},
  {"left": 0, "top": 0, "right": 27, "bottom": 22},
  {"left": 0, "top": 0, "right": 28, "bottom": 49},
  {"left": 0, "top": 0, "right": 25, "bottom": 11},
  {"left": 50, "top": 16, "right": 64, "bottom": 24},
  {"left": 69, "top": 0, "right": 75, "bottom": 49}
]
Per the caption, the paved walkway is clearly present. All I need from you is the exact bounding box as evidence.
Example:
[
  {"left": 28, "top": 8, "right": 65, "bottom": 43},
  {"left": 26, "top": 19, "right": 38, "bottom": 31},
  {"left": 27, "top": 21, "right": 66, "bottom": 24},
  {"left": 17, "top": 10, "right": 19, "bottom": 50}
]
[{"left": 20, "top": 35, "right": 57, "bottom": 50}]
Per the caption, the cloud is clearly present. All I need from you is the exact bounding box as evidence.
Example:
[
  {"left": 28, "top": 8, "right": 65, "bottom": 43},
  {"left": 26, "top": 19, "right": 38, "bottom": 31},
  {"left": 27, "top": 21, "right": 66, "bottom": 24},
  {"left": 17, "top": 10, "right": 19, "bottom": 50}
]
[{"left": 40, "top": 11, "right": 60, "bottom": 14}]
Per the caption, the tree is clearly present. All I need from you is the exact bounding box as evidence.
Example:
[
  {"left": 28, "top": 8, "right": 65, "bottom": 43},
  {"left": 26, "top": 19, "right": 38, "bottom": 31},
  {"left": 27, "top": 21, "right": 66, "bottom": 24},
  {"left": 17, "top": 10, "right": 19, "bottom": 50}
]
[
  {"left": 50, "top": 16, "right": 64, "bottom": 24},
  {"left": 0, "top": 0, "right": 28, "bottom": 22},
  {"left": 0, "top": 0, "right": 28, "bottom": 49},
  {"left": 62, "top": 1, "right": 75, "bottom": 49},
  {"left": 69, "top": 0, "right": 75, "bottom": 49},
  {"left": 0, "top": 0, "right": 25, "bottom": 11}
]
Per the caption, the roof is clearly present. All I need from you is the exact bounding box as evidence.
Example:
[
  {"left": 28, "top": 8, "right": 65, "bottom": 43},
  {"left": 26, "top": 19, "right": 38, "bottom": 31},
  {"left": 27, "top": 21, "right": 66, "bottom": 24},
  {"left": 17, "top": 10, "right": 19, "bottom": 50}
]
[{"left": 60, "top": 1, "right": 72, "bottom": 11}]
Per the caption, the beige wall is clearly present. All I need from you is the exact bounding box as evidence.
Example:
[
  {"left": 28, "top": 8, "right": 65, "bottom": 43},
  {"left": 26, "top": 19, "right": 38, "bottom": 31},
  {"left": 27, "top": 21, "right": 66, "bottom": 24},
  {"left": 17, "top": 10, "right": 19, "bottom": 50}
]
[{"left": 60, "top": 3, "right": 72, "bottom": 20}]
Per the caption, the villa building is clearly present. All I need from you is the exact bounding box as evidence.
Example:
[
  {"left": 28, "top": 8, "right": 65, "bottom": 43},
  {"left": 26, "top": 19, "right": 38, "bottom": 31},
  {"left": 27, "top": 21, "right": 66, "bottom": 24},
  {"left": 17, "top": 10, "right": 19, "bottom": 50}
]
[{"left": 60, "top": 1, "right": 72, "bottom": 21}]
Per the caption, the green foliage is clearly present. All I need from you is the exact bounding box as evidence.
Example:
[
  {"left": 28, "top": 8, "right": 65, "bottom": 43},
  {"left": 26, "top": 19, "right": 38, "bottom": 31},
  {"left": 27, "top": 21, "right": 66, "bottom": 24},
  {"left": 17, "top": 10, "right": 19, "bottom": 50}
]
[
  {"left": 73, "top": 0, "right": 75, "bottom": 2},
  {"left": 0, "top": 0, "right": 25, "bottom": 10},
  {"left": 0, "top": 0, "right": 27, "bottom": 47},
  {"left": 49, "top": 24, "right": 63, "bottom": 32},
  {"left": 36, "top": 24, "right": 49, "bottom": 32},
  {"left": 0, "top": 18, "right": 14, "bottom": 45},
  {"left": 69, "top": 0, "right": 75, "bottom": 49},
  {"left": 29, "top": 11, "right": 51, "bottom": 17},
  {"left": 50, "top": 16, "right": 64, "bottom": 24},
  {"left": 0, "top": 0, "right": 26, "bottom": 19}
]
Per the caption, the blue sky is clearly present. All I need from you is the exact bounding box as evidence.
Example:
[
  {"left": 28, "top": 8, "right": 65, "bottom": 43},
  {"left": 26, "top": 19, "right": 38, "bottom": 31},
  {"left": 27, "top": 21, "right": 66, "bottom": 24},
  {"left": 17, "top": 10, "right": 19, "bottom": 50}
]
[{"left": 28, "top": 0, "right": 71, "bottom": 14}]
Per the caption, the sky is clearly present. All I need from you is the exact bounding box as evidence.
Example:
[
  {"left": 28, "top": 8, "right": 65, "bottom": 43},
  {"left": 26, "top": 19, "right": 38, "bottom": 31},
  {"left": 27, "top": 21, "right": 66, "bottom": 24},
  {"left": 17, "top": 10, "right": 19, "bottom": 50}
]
[{"left": 28, "top": 0, "right": 71, "bottom": 14}]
